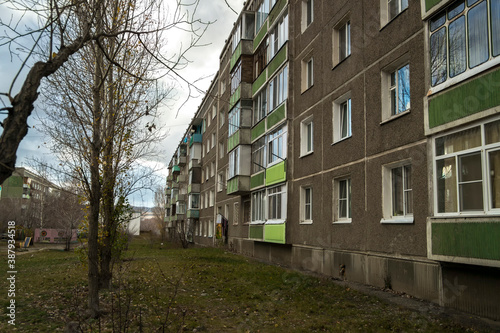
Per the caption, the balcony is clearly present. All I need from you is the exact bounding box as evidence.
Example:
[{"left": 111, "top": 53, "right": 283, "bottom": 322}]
[
  {"left": 178, "top": 156, "right": 187, "bottom": 166},
  {"left": 249, "top": 222, "right": 286, "bottom": 244},
  {"left": 227, "top": 129, "right": 251, "bottom": 152},
  {"left": 189, "top": 159, "right": 200, "bottom": 170},
  {"left": 176, "top": 174, "right": 187, "bottom": 183},
  {"left": 189, "top": 133, "right": 202, "bottom": 147},
  {"left": 226, "top": 175, "right": 251, "bottom": 195},
  {"left": 187, "top": 209, "right": 200, "bottom": 219},
  {"left": 188, "top": 183, "right": 201, "bottom": 194}
]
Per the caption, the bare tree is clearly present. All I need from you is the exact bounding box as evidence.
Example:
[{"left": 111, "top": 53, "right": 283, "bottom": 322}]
[{"left": 152, "top": 185, "right": 167, "bottom": 242}]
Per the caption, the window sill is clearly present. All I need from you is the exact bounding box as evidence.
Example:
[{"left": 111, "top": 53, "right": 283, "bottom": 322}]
[
  {"left": 333, "top": 219, "right": 351, "bottom": 224},
  {"left": 380, "top": 109, "right": 410, "bottom": 125},
  {"left": 332, "top": 135, "right": 351, "bottom": 146},
  {"left": 300, "top": 220, "right": 313, "bottom": 225},
  {"left": 299, "top": 151, "right": 313, "bottom": 158},
  {"left": 380, "top": 216, "right": 414, "bottom": 224},
  {"left": 301, "top": 84, "right": 314, "bottom": 95},
  {"left": 266, "top": 219, "right": 286, "bottom": 225}
]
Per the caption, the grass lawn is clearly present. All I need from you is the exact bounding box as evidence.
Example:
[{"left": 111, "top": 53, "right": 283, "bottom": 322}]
[{"left": 0, "top": 237, "right": 488, "bottom": 332}]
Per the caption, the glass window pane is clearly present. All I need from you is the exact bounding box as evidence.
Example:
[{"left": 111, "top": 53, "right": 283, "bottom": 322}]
[
  {"left": 435, "top": 126, "right": 481, "bottom": 155},
  {"left": 459, "top": 153, "right": 482, "bottom": 182},
  {"left": 448, "top": 16, "right": 467, "bottom": 77},
  {"left": 468, "top": 1, "right": 489, "bottom": 68},
  {"left": 448, "top": 0, "right": 465, "bottom": 20},
  {"left": 392, "top": 167, "right": 403, "bottom": 216},
  {"left": 485, "top": 119, "right": 500, "bottom": 144},
  {"left": 489, "top": 150, "right": 500, "bottom": 209},
  {"left": 388, "top": 0, "right": 398, "bottom": 20},
  {"left": 458, "top": 153, "right": 483, "bottom": 211},
  {"left": 430, "top": 12, "right": 446, "bottom": 32},
  {"left": 430, "top": 27, "right": 447, "bottom": 86},
  {"left": 398, "top": 65, "right": 411, "bottom": 112},
  {"left": 341, "top": 102, "right": 348, "bottom": 138},
  {"left": 436, "top": 157, "right": 458, "bottom": 213},
  {"left": 492, "top": 0, "right": 500, "bottom": 56}
]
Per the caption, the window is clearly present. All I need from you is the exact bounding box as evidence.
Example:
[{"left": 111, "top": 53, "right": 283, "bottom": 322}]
[
  {"left": 333, "top": 96, "right": 352, "bottom": 143},
  {"left": 207, "top": 114, "right": 211, "bottom": 128},
  {"left": 434, "top": 119, "right": 500, "bottom": 214},
  {"left": 300, "top": 117, "right": 314, "bottom": 156},
  {"left": 252, "top": 136, "right": 267, "bottom": 173},
  {"left": 189, "top": 193, "right": 200, "bottom": 209},
  {"left": 232, "top": 21, "right": 241, "bottom": 53},
  {"left": 268, "top": 64, "right": 288, "bottom": 113},
  {"left": 220, "top": 80, "right": 226, "bottom": 95},
  {"left": 333, "top": 19, "right": 351, "bottom": 66},
  {"left": 302, "top": 0, "right": 313, "bottom": 31},
  {"left": 301, "top": 186, "right": 313, "bottom": 223},
  {"left": 211, "top": 161, "right": 215, "bottom": 177},
  {"left": 211, "top": 133, "right": 216, "bottom": 149},
  {"left": 382, "top": 163, "right": 413, "bottom": 223},
  {"left": 390, "top": 0, "right": 408, "bottom": 21},
  {"left": 253, "top": 88, "right": 267, "bottom": 125},
  {"left": 176, "top": 201, "right": 186, "bottom": 215},
  {"left": 268, "top": 185, "right": 287, "bottom": 220},
  {"left": 229, "top": 147, "right": 240, "bottom": 179},
  {"left": 220, "top": 110, "right": 225, "bottom": 128},
  {"left": 268, "top": 125, "right": 287, "bottom": 165},
  {"left": 228, "top": 104, "right": 240, "bottom": 136},
  {"left": 429, "top": 0, "right": 500, "bottom": 88},
  {"left": 204, "top": 192, "right": 208, "bottom": 209},
  {"left": 268, "top": 12, "right": 288, "bottom": 61},
  {"left": 212, "top": 105, "right": 217, "bottom": 119},
  {"left": 209, "top": 190, "right": 214, "bottom": 207},
  {"left": 334, "top": 178, "right": 351, "bottom": 222},
  {"left": 251, "top": 190, "right": 265, "bottom": 222},
  {"left": 256, "top": 0, "right": 269, "bottom": 32},
  {"left": 302, "top": 57, "right": 314, "bottom": 91},
  {"left": 206, "top": 166, "right": 209, "bottom": 181},
  {"left": 217, "top": 172, "right": 225, "bottom": 192},
  {"left": 233, "top": 202, "right": 239, "bottom": 225},
  {"left": 231, "top": 61, "right": 242, "bottom": 95},
  {"left": 208, "top": 220, "right": 214, "bottom": 237},
  {"left": 382, "top": 63, "right": 411, "bottom": 120},
  {"left": 219, "top": 142, "right": 224, "bottom": 158}
]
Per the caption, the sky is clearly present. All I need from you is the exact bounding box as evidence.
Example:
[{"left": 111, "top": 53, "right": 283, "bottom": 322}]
[{"left": 0, "top": 0, "right": 244, "bottom": 207}]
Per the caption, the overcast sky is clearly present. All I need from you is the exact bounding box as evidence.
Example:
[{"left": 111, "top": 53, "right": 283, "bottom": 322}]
[{"left": 0, "top": 0, "right": 244, "bottom": 207}]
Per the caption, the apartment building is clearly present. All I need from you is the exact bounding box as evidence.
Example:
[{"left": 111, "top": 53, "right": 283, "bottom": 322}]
[{"left": 166, "top": 0, "right": 500, "bottom": 320}]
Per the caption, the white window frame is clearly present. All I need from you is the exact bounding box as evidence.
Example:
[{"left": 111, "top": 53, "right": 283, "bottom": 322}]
[
  {"left": 381, "top": 161, "right": 414, "bottom": 224},
  {"left": 228, "top": 104, "right": 241, "bottom": 137},
  {"left": 381, "top": 62, "right": 411, "bottom": 122},
  {"left": 251, "top": 190, "right": 266, "bottom": 223},
  {"left": 267, "top": 184, "right": 287, "bottom": 222},
  {"left": 252, "top": 136, "right": 267, "bottom": 174},
  {"left": 229, "top": 147, "right": 240, "bottom": 179},
  {"left": 300, "top": 186, "right": 313, "bottom": 224},
  {"left": 302, "top": 56, "right": 314, "bottom": 91},
  {"left": 302, "top": 0, "right": 314, "bottom": 32},
  {"left": 334, "top": 177, "right": 352, "bottom": 223},
  {"left": 219, "top": 142, "right": 224, "bottom": 159},
  {"left": 217, "top": 171, "right": 225, "bottom": 192},
  {"left": 428, "top": 0, "right": 500, "bottom": 94},
  {"left": 333, "top": 18, "right": 351, "bottom": 67},
  {"left": 268, "top": 11, "right": 289, "bottom": 62},
  {"left": 211, "top": 161, "right": 215, "bottom": 178},
  {"left": 268, "top": 64, "right": 288, "bottom": 114},
  {"left": 268, "top": 125, "right": 288, "bottom": 166},
  {"left": 333, "top": 94, "right": 352, "bottom": 144},
  {"left": 380, "top": 0, "right": 408, "bottom": 27},
  {"left": 233, "top": 202, "right": 239, "bottom": 225},
  {"left": 256, "top": 0, "right": 269, "bottom": 32},
  {"left": 300, "top": 116, "right": 314, "bottom": 157},
  {"left": 188, "top": 193, "right": 200, "bottom": 210},
  {"left": 208, "top": 220, "right": 214, "bottom": 237},
  {"left": 433, "top": 118, "right": 500, "bottom": 216},
  {"left": 253, "top": 88, "right": 267, "bottom": 125},
  {"left": 211, "top": 133, "right": 216, "bottom": 149},
  {"left": 209, "top": 190, "right": 214, "bottom": 207}
]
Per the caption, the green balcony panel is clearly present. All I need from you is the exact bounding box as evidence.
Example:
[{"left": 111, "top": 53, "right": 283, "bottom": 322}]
[
  {"left": 425, "top": 0, "right": 442, "bottom": 12},
  {"left": 431, "top": 222, "right": 500, "bottom": 262},
  {"left": 267, "top": 103, "right": 286, "bottom": 129},
  {"left": 266, "top": 161, "right": 286, "bottom": 186},
  {"left": 187, "top": 209, "right": 200, "bottom": 219},
  {"left": 428, "top": 69, "right": 500, "bottom": 128},
  {"left": 227, "top": 131, "right": 240, "bottom": 153},
  {"left": 250, "top": 171, "right": 265, "bottom": 189},
  {"left": 251, "top": 120, "right": 266, "bottom": 142},
  {"left": 268, "top": 0, "right": 287, "bottom": 27},
  {"left": 227, "top": 175, "right": 250, "bottom": 195},
  {"left": 253, "top": 70, "right": 267, "bottom": 96},
  {"left": 172, "top": 165, "right": 181, "bottom": 173},
  {"left": 249, "top": 224, "right": 264, "bottom": 240},
  {"left": 268, "top": 44, "right": 287, "bottom": 79},
  {"left": 230, "top": 42, "right": 242, "bottom": 71},
  {"left": 264, "top": 223, "right": 286, "bottom": 244},
  {"left": 189, "top": 133, "right": 202, "bottom": 147},
  {"left": 254, "top": 24, "right": 268, "bottom": 51},
  {"left": 229, "top": 85, "right": 241, "bottom": 110}
]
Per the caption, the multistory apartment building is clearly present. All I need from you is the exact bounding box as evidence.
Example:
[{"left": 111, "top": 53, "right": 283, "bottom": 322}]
[{"left": 166, "top": 0, "right": 500, "bottom": 320}]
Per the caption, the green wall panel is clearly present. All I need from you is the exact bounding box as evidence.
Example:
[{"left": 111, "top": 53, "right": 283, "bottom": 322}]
[
  {"left": 227, "top": 130, "right": 240, "bottom": 152},
  {"left": 432, "top": 222, "right": 500, "bottom": 261},
  {"left": 187, "top": 210, "right": 200, "bottom": 219},
  {"left": 264, "top": 223, "right": 286, "bottom": 244},
  {"left": 254, "top": 24, "right": 268, "bottom": 51},
  {"left": 267, "top": 103, "right": 286, "bottom": 129},
  {"left": 250, "top": 172, "right": 265, "bottom": 189},
  {"left": 229, "top": 85, "right": 241, "bottom": 110},
  {"left": 251, "top": 121, "right": 266, "bottom": 141},
  {"left": 253, "top": 70, "right": 267, "bottom": 96},
  {"left": 266, "top": 161, "right": 286, "bottom": 186},
  {"left": 268, "top": 44, "right": 287, "bottom": 79},
  {"left": 230, "top": 43, "right": 242, "bottom": 71},
  {"left": 428, "top": 69, "right": 500, "bottom": 128},
  {"left": 227, "top": 177, "right": 239, "bottom": 194},
  {"left": 425, "top": 0, "right": 442, "bottom": 12},
  {"left": 269, "top": 0, "right": 287, "bottom": 27},
  {"left": 249, "top": 225, "right": 264, "bottom": 240}
]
